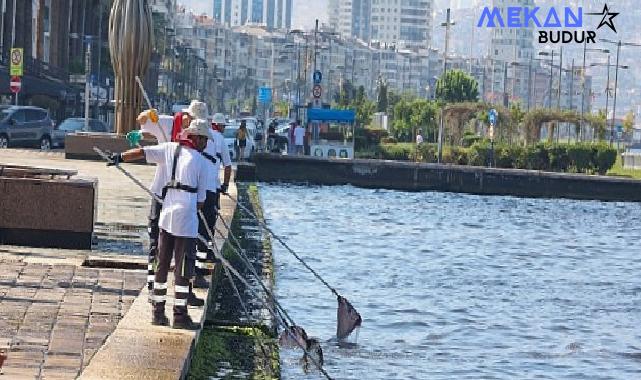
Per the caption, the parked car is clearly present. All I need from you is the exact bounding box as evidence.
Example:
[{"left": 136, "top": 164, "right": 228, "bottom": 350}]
[
  {"left": 51, "top": 118, "right": 110, "bottom": 148},
  {"left": 0, "top": 106, "right": 54, "bottom": 150},
  {"left": 223, "top": 124, "right": 255, "bottom": 161}
]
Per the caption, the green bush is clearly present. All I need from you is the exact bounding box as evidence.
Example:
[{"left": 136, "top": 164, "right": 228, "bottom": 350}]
[
  {"left": 380, "top": 143, "right": 414, "bottom": 161},
  {"left": 525, "top": 144, "right": 550, "bottom": 170},
  {"left": 593, "top": 144, "right": 618, "bottom": 175},
  {"left": 462, "top": 132, "right": 482, "bottom": 148},
  {"left": 495, "top": 145, "right": 515, "bottom": 168},
  {"left": 448, "top": 146, "right": 470, "bottom": 165},
  {"left": 380, "top": 136, "right": 398, "bottom": 144},
  {"left": 417, "top": 143, "right": 438, "bottom": 163},
  {"left": 548, "top": 144, "right": 570, "bottom": 172},
  {"left": 567, "top": 143, "right": 593, "bottom": 173},
  {"left": 375, "top": 142, "right": 618, "bottom": 174},
  {"left": 468, "top": 141, "right": 492, "bottom": 167},
  {"left": 508, "top": 145, "right": 527, "bottom": 169}
]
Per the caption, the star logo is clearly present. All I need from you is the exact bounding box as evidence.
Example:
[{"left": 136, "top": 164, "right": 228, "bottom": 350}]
[{"left": 587, "top": 4, "right": 619, "bottom": 33}]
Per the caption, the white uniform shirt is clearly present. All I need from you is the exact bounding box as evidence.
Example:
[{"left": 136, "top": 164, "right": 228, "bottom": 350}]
[
  {"left": 202, "top": 139, "right": 219, "bottom": 192},
  {"left": 208, "top": 129, "right": 232, "bottom": 190},
  {"left": 144, "top": 142, "right": 207, "bottom": 238},
  {"left": 141, "top": 115, "right": 173, "bottom": 143}
]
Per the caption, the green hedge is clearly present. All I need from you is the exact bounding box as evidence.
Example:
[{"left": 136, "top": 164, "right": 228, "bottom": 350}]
[
  {"left": 380, "top": 143, "right": 415, "bottom": 160},
  {"left": 378, "top": 142, "right": 617, "bottom": 174}
]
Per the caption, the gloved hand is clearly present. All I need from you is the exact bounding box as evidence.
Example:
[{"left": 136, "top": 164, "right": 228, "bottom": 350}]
[
  {"left": 220, "top": 183, "right": 229, "bottom": 194},
  {"left": 148, "top": 109, "right": 159, "bottom": 123},
  {"left": 107, "top": 152, "right": 123, "bottom": 166},
  {"left": 126, "top": 130, "right": 143, "bottom": 147}
]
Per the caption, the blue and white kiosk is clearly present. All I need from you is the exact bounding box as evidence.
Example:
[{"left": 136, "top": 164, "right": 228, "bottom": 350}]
[{"left": 307, "top": 108, "right": 356, "bottom": 159}]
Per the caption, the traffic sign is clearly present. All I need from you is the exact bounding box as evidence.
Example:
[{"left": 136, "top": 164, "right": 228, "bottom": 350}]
[
  {"left": 10, "top": 48, "right": 23, "bottom": 76},
  {"left": 488, "top": 108, "right": 498, "bottom": 124},
  {"left": 313, "top": 70, "right": 322, "bottom": 84},
  {"left": 312, "top": 84, "right": 322, "bottom": 99},
  {"left": 10, "top": 76, "right": 21, "bottom": 93},
  {"left": 257, "top": 86, "right": 272, "bottom": 103}
]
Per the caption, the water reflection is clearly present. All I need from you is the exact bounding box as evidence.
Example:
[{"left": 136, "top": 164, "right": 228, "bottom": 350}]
[{"left": 260, "top": 184, "right": 641, "bottom": 380}]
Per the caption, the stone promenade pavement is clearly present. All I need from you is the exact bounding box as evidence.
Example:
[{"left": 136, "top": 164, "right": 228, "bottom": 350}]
[
  {"left": 0, "top": 149, "right": 236, "bottom": 379},
  {"left": 0, "top": 252, "right": 145, "bottom": 379},
  {"left": 0, "top": 149, "right": 152, "bottom": 379}
]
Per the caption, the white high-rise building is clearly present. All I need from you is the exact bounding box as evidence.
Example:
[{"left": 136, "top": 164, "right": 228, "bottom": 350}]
[
  {"left": 213, "top": 0, "right": 292, "bottom": 29},
  {"left": 488, "top": 0, "right": 535, "bottom": 106},
  {"left": 329, "top": 0, "right": 433, "bottom": 51},
  {"left": 329, "top": 0, "right": 371, "bottom": 42}
]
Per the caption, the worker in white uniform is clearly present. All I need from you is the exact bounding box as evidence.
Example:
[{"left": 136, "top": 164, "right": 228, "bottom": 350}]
[
  {"left": 134, "top": 101, "right": 209, "bottom": 301},
  {"left": 195, "top": 112, "right": 232, "bottom": 278},
  {"left": 108, "top": 119, "right": 210, "bottom": 329}
]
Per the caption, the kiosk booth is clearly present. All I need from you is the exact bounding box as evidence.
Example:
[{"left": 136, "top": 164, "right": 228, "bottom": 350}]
[{"left": 307, "top": 108, "right": 356, "bottom": 159}]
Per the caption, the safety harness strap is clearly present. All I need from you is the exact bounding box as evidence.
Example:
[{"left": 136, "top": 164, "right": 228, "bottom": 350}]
[
  {"left": 201, "top": 151, "right": 218, "bottom": 165},
  {"left": 161, "top": 145, "right": 197, "bottom": 199}
]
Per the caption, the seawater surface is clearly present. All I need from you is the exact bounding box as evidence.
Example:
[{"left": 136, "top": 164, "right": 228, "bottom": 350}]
[{"left": 259, "top": 184, "right": 641, "bottom": 380}]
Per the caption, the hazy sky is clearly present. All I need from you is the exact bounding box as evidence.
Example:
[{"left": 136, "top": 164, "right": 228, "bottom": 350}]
[{"left": 178, "top": 0, "right": 328, "bottom": 30}]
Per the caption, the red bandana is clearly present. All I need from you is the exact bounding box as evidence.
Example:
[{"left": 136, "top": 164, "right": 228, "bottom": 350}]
[{"left": 178, "top": 138, "right": 196, "bottom": 150}]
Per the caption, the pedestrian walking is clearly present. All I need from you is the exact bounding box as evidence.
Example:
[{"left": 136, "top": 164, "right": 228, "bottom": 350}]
[
  {"left": 416, "top": 129, "right": 424, "bottom": 145},
  {"left": 294, "top": 122, "right": 306, "bottom": 156},
  {"left": 267, "top": 121, "right": 277, "bottom": 152},
  {"left": 236, "top": 120, "right": 248, "bottom": 162},
  {"left": 108, "top": 119, "right": 211, "bottom": 329}
]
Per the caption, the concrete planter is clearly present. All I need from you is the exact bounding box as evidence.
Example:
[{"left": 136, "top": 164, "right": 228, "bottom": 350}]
[
  {"left": 64, "top": 132, "right": 151, "bottom": 162},
  {"left": 0, "top": 166, "right": 97, "bottom": 249}
]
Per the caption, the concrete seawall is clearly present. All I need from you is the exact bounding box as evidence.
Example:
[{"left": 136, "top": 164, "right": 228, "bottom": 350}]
[{"left": 249, "top": 153, "right": 641, "bottom": 202}]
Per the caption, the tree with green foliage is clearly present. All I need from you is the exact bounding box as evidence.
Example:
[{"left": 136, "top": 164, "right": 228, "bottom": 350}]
[
  {"left": 508, "top": 102, "right": 525, "bottom": 144},
  {"left": 275, "top": 100, "right": 289, "bottom": 117},
  {"left": 410, "top": 100, "right": 439, "bottom": 142},
  {"left": 391, "top": 98, "right": 439, "bottom": 142},
  {"left": 391, "top": 99, "right": 413, "bottom": 141},
  {"left": 623, "top": 110, "right": 635, "bottom": 133},
  {"left": 435, "top": 69, "right": 479, "bottom": 103},
  {"left": 335, "top": 80, "right": 356, "bottom": 108}
]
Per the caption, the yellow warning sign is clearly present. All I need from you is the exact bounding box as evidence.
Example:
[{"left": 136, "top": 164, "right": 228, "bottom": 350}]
[{"left": 10, "top": 48, "right": 23, "bottom": 76}]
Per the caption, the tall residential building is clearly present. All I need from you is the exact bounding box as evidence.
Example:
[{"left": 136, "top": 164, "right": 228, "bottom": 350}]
[
  {"left": 213, "top": 0, "right": 292, "bottom": 29},
  {"left": 488, "top": 0, "right": 535, "bottom": 105},
  {"left": 329, "top": 0, "right": 432, "bottom": 51}
]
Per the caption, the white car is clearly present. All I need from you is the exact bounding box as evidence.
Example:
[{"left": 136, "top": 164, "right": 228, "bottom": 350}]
[{"left": 224, "top": 124, "right": 255, "bottom": 161}]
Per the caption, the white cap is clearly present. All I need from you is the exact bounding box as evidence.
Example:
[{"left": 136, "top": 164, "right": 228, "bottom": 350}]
[
  {"left": 181, "top": 119, "right": 210, "bottom": 139},
  {"left": 183, "top": 100, "right": 209, "bottom": 120},
  {"left": 211, "top": 113, "right": 226, "bottom": 125}
]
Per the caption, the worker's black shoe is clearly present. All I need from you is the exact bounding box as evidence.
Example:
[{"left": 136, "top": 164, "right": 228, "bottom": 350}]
[
  {"left": 151, "top": 312, "right": 169, "bottom": 326},
  {"left": 187, "top": 292, "right": 205, "bottom": 307},
  {"left": 173, "top": 313, "right": 200, "bottom": 330},
  {"left": 194, "top": 274, "right": 210, "bottom": 289}
]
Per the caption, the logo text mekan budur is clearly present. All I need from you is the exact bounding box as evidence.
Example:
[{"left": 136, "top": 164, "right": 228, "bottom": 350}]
[{"left": 477, "top": 5, "right": 618, "bottom": 44}]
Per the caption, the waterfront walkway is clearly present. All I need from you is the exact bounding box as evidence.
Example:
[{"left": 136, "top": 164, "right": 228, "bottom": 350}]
[{"left": 0, "top": 149, "right": 235, "bottom": 379}]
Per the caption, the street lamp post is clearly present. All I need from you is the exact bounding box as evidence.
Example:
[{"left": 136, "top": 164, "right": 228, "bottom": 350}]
[
  {"left": 600, "top": 38, "right": 641, "bottom": 146},
  {"left": 557, "top": 46, "right": 563, "bottom": 110},
  {"left": 580, "top": 44, "right": 609, "bottom": 140},
  {"left": 539, "top": 50, "right": 556, "bottom": 109}
]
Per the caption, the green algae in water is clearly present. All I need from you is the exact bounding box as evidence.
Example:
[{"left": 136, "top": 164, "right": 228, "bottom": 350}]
[
  {"left": 188, "top": 327, "right": 279, "bottom": 380},
  {"left": 190, "top": 183, "right": 280, "bottom": 379}
]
